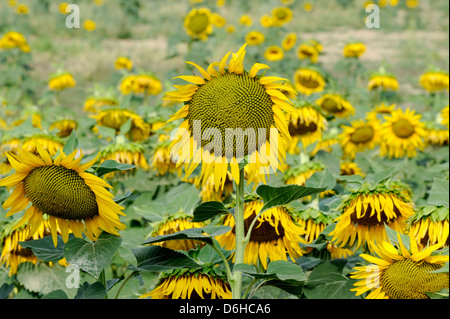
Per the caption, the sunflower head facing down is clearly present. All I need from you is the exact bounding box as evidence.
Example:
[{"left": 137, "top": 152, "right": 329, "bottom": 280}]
[
  {"left": 350, "top": 233, "right": 448, "bottom": 299},
  {"left": 0, "top": 144, "right": 126, "bottom": 246},
  {"left": 164, "top": 44, "right": 296, "bottom": 189}
]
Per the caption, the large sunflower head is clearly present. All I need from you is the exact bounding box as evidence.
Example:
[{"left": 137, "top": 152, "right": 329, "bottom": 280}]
[
  {"left": 0, "top": 144, "right": 126, "bottom": 246},
  {"left": 164, "top": 44, "right": 296, "bottom": 189},
  {"left": 350, "top": 233, "right": 449, "bottom": 299},
  {"left": 216, "top": 198, "right": 307, "bottom": 269},
  {"left": 293, "top": 68, "right": 326, "bottom": 96},
  {"left": 330, "top": 182, "right": 415, "bottom": 252},
  {"left": 140, "top": 268, "right": 231, "bottom": 299},
  {"left": 184, "top": 7, "right": 214, "bottom": 41},
  {"left": 339, "top": 119, "right": 381, "bottom": 160},
  {"left": 379, "top": 108, "right": 426, "bottom": 158}
]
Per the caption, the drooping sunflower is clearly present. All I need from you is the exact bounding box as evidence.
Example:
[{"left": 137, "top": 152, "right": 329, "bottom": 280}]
[
  {"left": 164, "top": 44, "right": 295, "bottom": 189},
  {"left": 99, "top": 141, "right": 148, "bottom": 179},
  {"left": 0, "top": 145, "right": 126, "bottom": 246},
  {"left": 140, "top": 269, "right": 232, "bottom": 299},
  {"left": 264, "top": 45, "right": 284, "bottom": 61},
  {"left": 0, "top": 137, "right": 21, "bottom": 174},
  {"left": 315, "top": 93, "right": 355, "bottom": 118},
  {"left": 339, "top": 119, "right": 381, "bottom": 160},
  {"left": 49, "top": 119, "right": 77, "bottom": 138},
  {"left": 297, "top": 43, "right": 319, "bottom": 63},
  {"left": 294, "top": 207, "right": 336, "bottom": 244},
  {"left": 286, "top": 102, "right": 327, "bottom": 152},
  {"left": 293, "top": 68, "right": 326, "bottom": 96},
  {"left": 83, "top": 95, "right": 118, "bottom": 113},
  {"left": 343, "top": 42, "right": 366, "bottom": 58},
  {"left": 48, "top": 72, "right": 76, "bottom": 91},
  {"left": 183, "top": 7, "right": 214, "bottom": 41},
  {"left": 216, "top": 198, "right": 307, "bottom": 269},
  {"left": 350, "top": 233, "right": 448, "bottom": 299},
  {"left": 419, "top": 71, "right": 449, "bottom": 93},
  {"left": 379, "top": 108, "right": 426, "bottom": 158},
  {"left": 424, "top": 121, "right": 449, "bottom": 146},
  {"left": 151, "top": 135, "right": 182, "bottom": 177},
  {"left": 407, "top": 205, "right": 449, "bottom": 250},
  {"left": 196, "top": 171, "right": 234, "bottom": 202},
  {"left": 329, "top": 183, "right": 415, "bottom": 252},
  {"left": 340, "top": 161, "right": 364, "bottom": 177},
  {"left": 0, "top": 220, "right": 67, "bottom": 276},
  {"left": 147, "top": 213, "right": 207, "bottom": 251},
  {"left": 21, "top": 135, "right": 64, "bottom": 157},
  {"left": 367, "top": 74, "right": 399, "bottom": 91},
  {"left": 119, "top": 74, "right": 162, "bottom": 96}
]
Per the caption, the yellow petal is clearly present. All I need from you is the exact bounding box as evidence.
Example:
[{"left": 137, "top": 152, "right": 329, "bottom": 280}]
[{"left": 186, "top": 61, "right": 211, "bottom": 80}]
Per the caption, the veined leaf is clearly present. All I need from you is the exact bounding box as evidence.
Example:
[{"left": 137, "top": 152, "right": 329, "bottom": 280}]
[
  {"left": 192, "top": 201, "right": 230, "bottom": 222},
  {"left": 141, "top": 226, "right": 231, "bottom": 246}
]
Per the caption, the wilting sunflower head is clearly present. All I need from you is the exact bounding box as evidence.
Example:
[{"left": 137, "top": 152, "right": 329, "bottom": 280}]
[
  {"left": 48, "top": 72, "right": 76, "bottom": 91},
  {"left": 216, "top": 198, "right": 307, "bottom": 269},
  {"left": 0, "top": 144, "right": 126, "bottom": 246},
  {"left": 339, "top": 119, "right": 381, "bottom": 160},
  {"left": 140, "top": 268, "right": 232, "bottom": 299},
  {"left": 147, "top": 213, "right": 206, "bottom": 251},
  {"left": 293, "top": 207, "right": 336, "bottom": 244},
  {"left": 408, "top": 205, "right": 449, "bottom": 250},
  {"left": 340, "top": 161, "right": 364, "bottom": 177},
  {"left": 294, "top": 68, "right": 326, "bottom": 96},
  {"left": 119, "top": 74, "right": 162, "bottom": 96},
  {"left": 366, "top": 103, "right": 397, "bottom": 123},
  {"left": 343, "top": 42, "right": 366, "bottom": 58},
  {"left": 379, "top": 108, "right": 426, "bottom": 158},
  {"left": 350, "top": 233, "right": 449, "bottom": 299},
  {"left": 151, "top": 137, "right": 182, "bottom": 177},
  {"left": 83, "top": 95, "right": 118, "bottom": 113},
  {"left": 419, "top": 70, "right": 449, "bottom": 93},
  {"left": 330, "top": 182, "right": 415, "bottom": 252},
  {"left": 49, "top": 119, "right": 77, "bottom": 138},
  {"left": 315, "top": 93, "right": 355, "bottom": 118},
  {"left": 164, "top": 43, "right": 296, "bottom": 190},
  {"left": 99, "top": 141, "right": 148, "bottom": 179},
  {"left": 424, "top": 121, "right": 449, "bottom": 146},
  {"left": 184, "top": 7, "right": 214, "bottom": 41},
  {"left": 21, "top": 135, "right": 64, "bottom": 157},
  {"left": 367, "top": 74, "right": 399, "bottom": 91}
]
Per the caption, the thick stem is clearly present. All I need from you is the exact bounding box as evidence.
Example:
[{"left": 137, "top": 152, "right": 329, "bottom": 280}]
[{"left": 231, "top": 167, "right": 246, "bottom": 299}]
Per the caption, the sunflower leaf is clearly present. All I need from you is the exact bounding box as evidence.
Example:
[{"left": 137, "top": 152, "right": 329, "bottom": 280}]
[
  {"left": 63, "top": 129, "right": 79, "bottom": 155},
  {"left": 256, "top": 184, "right": 327, "bottom": 214},
  {"left": 427, "top": 178, "right": 449, "bottom": 208},
  {"left": 19, "top": 235, "right": 66, "bottom": 262},
  {"left": 192, "top": 201, "right": 230, "bottom": 222},
  {"left": 93, "top": 160, "right": 137, "bottom": 177}
]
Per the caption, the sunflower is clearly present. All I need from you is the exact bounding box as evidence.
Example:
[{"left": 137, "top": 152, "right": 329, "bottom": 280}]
[
  {"left": 141, "top": 269, "right": 232, "bottom": 299},
  {"left": 407, "top": 205, "right": 449, "bottom": 250},
  {"left": 83, "top": 96, "right": 118, "bottom": 113},
  {"left": 315, "top": 93, "right": 355, "bottom": 118},
  {"left": 329, "top": 183, "right": 415, "bottom": 252},
  {"left": 440, "top": 105, "right": 449, "bottom": 128},
  {"left": 196, "top": 171, "right": 234, "bottom": 202},
  {"left": 379, "top": 108, "right": 426, "bottom": 158},
  {"left": 340, "top": 161, "right": 364, "bottom": 177},
  {"left": 21, "top": 135, "right": 64, "bottom": 157},
  {"left": 147, "top": 214, "right": 206, "bottom": 251},
  {"left": 365, "top": 103, "right": 396, "bottom": 123},
  {"left": 114, "top": 56, "right": 133, "bottom": 71},
  {"left": 239, "top": 14, "right": 253, "bottom": 26},
  {"left": 0, "top": 220, "right": 67, "bottom": 276},
  {"left": 0, "top": 144, "right": 126, "bottom": 246},
  {"left": 339, "top": 119, "right": 381, "bottom": 160},
  {"left": 350, "top": 233, "right": 448, "bottom": 299},
  {"left": 294, "top": 207, "right": 336, "bottom": 244},
  {"left": 367, "top": 74, "right": 399, "bottom": 91},
  {"left": 286, "top": 102, "right": 327, "bottom": 152},
  {"left": 297, "top": 43, "right": 319, "bottom": 63},
  {"left": 419, "top": 71, "right": 449, "bottom": 93},
  {"left": 164, "top": 44, "right": 295, "bottom": 189},
  {"left": 245, "top": 31, "right": 265, "bottom": 46},
  {"left": 0, "top": 31, "right": 30, "bottom": 53},
  {"left": 264, "top": 45, "right": 284, "bottom": 61},
  {"left": 48, "top": 73, "right": 76, "bottom": 91},
  {"left": 424, "top": 121, "right": 449, "bottom": 146},
  {"left": 293, "top": 68, "right": 326, "bottom": 96},
  {"left": 82, "top": 20, "right": 96, "bottom": 32},
  {"left": 216, "top": 199, "right": 307, "bottom": 269},
  {"left": 309, "top": 134, "right": 340, "bottom": 157},
  {"left": 343, "top": 42, "right": 366, "bottom": 58},
  {"left": 92, "top": 108, "right": 151, "bottom": 142},
  {"left": 0, "top": 138, "right": 21, "bottom": 174},
  {"left": 49, "top": 119, "right": 77, "bottom": 138},
  {"left": 260, "top": 14, "right": 273, "bottom": 28},
  {"left": 151, "top": 136, "right": 182, "bottom": 177},
  {"left": 99, "top": 141, "right": 148, "bottom": 179},
  {"left": 184, "top": 7, "right": 214, "bottom": 41},
  {"left": 119, "top": 74, "right": 162, "bottom": 96},
  {"left": 271, "top": 7, "right": 293, "bottom": 26},
  {"left": 281, "top": 32, "right": 297, "bottom": 51}
]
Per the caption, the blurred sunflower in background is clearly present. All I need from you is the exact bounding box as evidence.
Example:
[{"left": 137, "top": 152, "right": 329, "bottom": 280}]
[
  {"left": 379, "top": 108, "right": 426, "bottom": 158},
  {"left": 216, "top": 198, "right": 307, "bottom": 269},
  {"left": 0, "top": 30, "right": 30, "bottom": 53},
  {"left": 21, "top": 135, "right": 63, "bottom": 156},
  {"left": 48, "top": 72, "right": 76, "bottom": 91},
  {"left": 439, "top": 105, "right": 449, "bottom": 128},
  {"left": 424, "top": 121, "right": 449, "bottom": 146},
  {"left": 114, "top": 56, "right": 133, "bottom": 71},
  {"left": 49, "top": 119, "right": 77, "bottom": 138},
  {"left": 271, "top": 7, "right": 293, "bottom": 26},
  {"left": 184, "top": 7, "right": 214, "bottom": 41},
  {"left": 0, "top": 144, "right": 126, "bottom": 246},
  {"left": 350, "top": 233, "right": 448, "bottom": 299},
  {"left": 367, "top": 73, "right": 399, "bottom": 91},
  {"left": 83, "top": 95, "right": 119, "bottom": 113},
  {"left": 339, "top": 119, "right": 381, "bottom": 160},
  {"left": 119, "top": 74, "right": 162, "bottom": 96},
  {"left": 245, "top": 31, "right": 265, "bottom": 46},
  {"left": 99, "top": 141, "right": 148, "bottom": 179},
  {"left": 151, "top": 135, "right": 182, "bottom": 177},
  {"left": 315, "top": 93, "right": 355, "bottom": 118},
  {"left": 419, "top": 70, "right": 449, "bottom": 93},
  {"left": 164, "top": 44, "right": 295, "bottom": 189},
  {"left": 343, "top": 42, "right": 366, "bottom": 58},
  {"left": 141, "top": 269, "right": 231, "bottom": 299},
  {"left": 293, "top": 68, "right": 326, "bottom": 96},
  {"left": 264, "top": 45, "right": 284, "bottom": 61},
  {"left": 297, "top": 43, "right": 319, "bottom": 63},
  {"left": 281, "top": 32, "right": 297, "bottom": 51},
  {"left": 366, "top": 103, "right": 396, "bottom": 122},
  {"left": 330, "top": 182, "right": 415, "bottom": 252}
]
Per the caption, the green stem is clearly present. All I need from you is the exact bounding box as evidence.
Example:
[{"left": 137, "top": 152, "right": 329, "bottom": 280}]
[
  {"left": 231, "top": 167, "right": 246, "bottom": 299},
  {"left": 211, "top": 241, "right": 233, "bottom": 285},
  {"left": 114, "top": 271, "right": 138, "bottom": 299},
  {"left": 99, "top": 269, "right": 108, "bottom": 299}
]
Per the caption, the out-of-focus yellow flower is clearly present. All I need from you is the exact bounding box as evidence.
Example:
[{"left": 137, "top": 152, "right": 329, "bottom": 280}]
[
  {"left": 260, "top": 14, "right": 273, "bottom": 28},
  {"left": 419, "top": 71, "right": 449, "bottom": 93},
  {"left": 15, "top": 4, "right": 29, "bottom": 14},
  {"left": 239, "top": 14, "right": 253, "bottom": 26},
  {"left": 211, "top": 13, "right": 226, "bottom": 28},
  {"left": 58, "top": 3, "right": 70, "bottom": 14},
  {"left": 264, "top": 45, "right": 284, "bottom": 61},
  {"left": 0, "top": 31, "right": 30, "bottom": 53},
  {"left": 225, "top": 25, "right": 235, "bottom": 33},
  {"left": 297, "top": 43, "right": 320, "bottom": 63},
  {"left": 343, "top": 42, "right": 366, "bottom": 58},
  {"left": 48, "top": 73, "right": 76, "bottom": 91},
  {"left": 119, "top": 74, "right": 163, "bottom": 96},
  {"left": 115, "top": 56, "right": 133, "bottom": 71},
  {"left": 245, "top": 31, "right": 265, "bottom": 45},
  {"left": 83, "top": 20, "right": 97, "bottom": 32},
  {"left": 282, "top": 32, "right": 297, "bottom": 51},
  {"left": 303, "top": 2, "right": 313, "bottom": 11},
  {"left": 184, "top": 8, "right": 213, "bottom": 41},
  {"left": 271, "top": 7, "right": 293, "bottom": 26},
  {"left": 406, "top": 0, "right": 419, "bottom": 9}
]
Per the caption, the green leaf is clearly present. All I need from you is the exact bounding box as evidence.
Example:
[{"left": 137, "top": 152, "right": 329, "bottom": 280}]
[
  {"left": 114, "top": 190, "right": 133, "bottom": 204},
  {"left": 385, "top": 224, "right": 410, "bottom": 251},
  {"left": 130, "top": 245, "right": 201, "bottom": 272},
  {"left": 63, "top": 129, "right": 79, "bottom": 155},
  {"left": 141, "top": 226, "right": 231, "bottom": 246},
  {"left": 192, "top": 201, "right": 230, "bottom": 222},
  {"left": 303, "top": 262, "right": 358, "bottom": 299},
  {"left": 42, "top": 289, "right": 69, "bottom": 299},
  {"left": 266, "top": 260, "right": 306, "bottom": 282},
  {"left": 119, "top": 118, "right": 132, "bottom": 135},
  {"left": 256, "top": 184, "right": 327, "bottom": 214},
  {"left": 337, "top": 174, "right": 364, "bottom": 189},
  {"left": 93, "top": 160, "right": 136, "bottom": 177},
  {"left": 64, "top": 232, "right": 122, "bottom": 279},
  {"left": 74, "top": 282, "right": 107, "bottom": 299},
  {"left": 305, "top": 170, "right": 336, "bottom": 190},
  {"left": 19, "top": 235, "right": 65, "bottom": 262},
  {"left": 427, "top": 178, "right": 449, "bottom": 208}
]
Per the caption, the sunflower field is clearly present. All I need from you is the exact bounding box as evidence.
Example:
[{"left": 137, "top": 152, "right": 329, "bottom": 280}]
[{"left": 0, "top": 0, "right": 449, "bottom": 304}]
